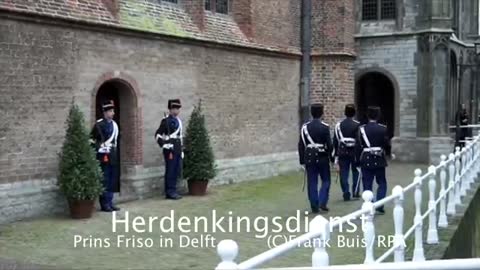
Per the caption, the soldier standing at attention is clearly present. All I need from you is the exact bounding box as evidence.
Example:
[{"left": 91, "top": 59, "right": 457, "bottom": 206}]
[
  {"left": 298, "top": 104, "right": 333, "bottom": 213},
  {"left": 90, "top": 100, "right": 121, "bottom": 212},
  {"left": 356, "top": 106, "right": 392, "bottom": 215},
  {"left": 155, "top": 99, "right": 183, "bottom": 200},
  {"left": 333, "top": 104, "right": 361, "bottom": 201}
]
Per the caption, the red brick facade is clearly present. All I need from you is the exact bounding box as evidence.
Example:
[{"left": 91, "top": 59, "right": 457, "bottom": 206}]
[
  {"left": 311, "top": 0, "right": 356, "bottom": 125},
  {"left": 0, "top": 0, "right": 355, "bottom": 185}
]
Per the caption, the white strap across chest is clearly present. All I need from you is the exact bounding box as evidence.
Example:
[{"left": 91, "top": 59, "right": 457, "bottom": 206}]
[{"left": 360, "top": 126, "right": 371, "bottom": 148}]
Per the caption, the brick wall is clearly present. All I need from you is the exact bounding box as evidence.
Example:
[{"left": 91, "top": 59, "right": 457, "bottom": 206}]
[
  {"left": 251, "top": 0, "right": 301, "bottom": 49},
  {"left": 0, "top": 16, "right": 300, "bottom": 184},
  {"left": 310, "top": 0, "right": 356, "bottom": 126},
  {"left": 311, "top": 56, "right": 355, "bottom": 126},
  {"left": 312, "top": 0, "right": 355, "bottom": 55}
]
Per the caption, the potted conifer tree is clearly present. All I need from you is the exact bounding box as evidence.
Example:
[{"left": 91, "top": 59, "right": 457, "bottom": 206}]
[
  {"left": 183, "top": 101, "right": 217, "bottom": 195},
  {"left": 58, "top": 103, "right": 104, "bottom": 219}
]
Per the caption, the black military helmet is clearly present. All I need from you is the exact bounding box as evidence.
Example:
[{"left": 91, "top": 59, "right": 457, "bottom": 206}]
[
  {"left": 367, "top": 106, "right": 381, "bottom": 121},
  {"left": 168, "top": 99, "right": 182, "bottom": 110},
  {"left": 345, "top": 104, "right": 356, "bottom": 117},
  {"left": 310, "top": 103, "right": 324, "bottom": 119},
  {"left": 102, "top": 100, "right": 115, "bottom": 112}
]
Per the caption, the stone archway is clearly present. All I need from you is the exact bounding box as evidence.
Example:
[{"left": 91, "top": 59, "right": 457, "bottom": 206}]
[
  {"left": 92, "top": 72, "right": 143, "bottom": 168},
  {"left": 355, "top": 70, "right": 398, "bottom": 139}
]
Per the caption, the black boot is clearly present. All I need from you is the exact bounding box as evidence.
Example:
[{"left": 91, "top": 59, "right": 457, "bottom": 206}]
[
  {"left": 320, "top": 205, "right": 329, "bottom": 212},
  {"left": 166, "top": 194, "right": 183, "bottom": 200}
]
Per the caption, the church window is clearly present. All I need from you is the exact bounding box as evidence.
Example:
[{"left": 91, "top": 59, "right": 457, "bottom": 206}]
[
  {"left": 362, "top": 0, "right": 396, "bottom": 21},
  {"left": 205, "top": 0, "right": 229, "bottom": 14}
]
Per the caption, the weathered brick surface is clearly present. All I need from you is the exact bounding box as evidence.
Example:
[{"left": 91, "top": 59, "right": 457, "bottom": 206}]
[
  {"left": 311, "top": 56, "right": 355, "bottom": 126},
  {"left": 312, "top": 0, "right": 355, "bottom": 55},
  {"left": 310, "top": 0, "right": 356, "bottom": 126},
  {"left": 251, "top": 0, "right": 300, "bottom": 49}
]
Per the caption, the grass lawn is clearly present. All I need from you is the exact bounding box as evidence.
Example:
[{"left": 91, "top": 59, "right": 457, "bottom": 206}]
[{"left": 0, "top": 162, "right": 433, "bottom": 270}]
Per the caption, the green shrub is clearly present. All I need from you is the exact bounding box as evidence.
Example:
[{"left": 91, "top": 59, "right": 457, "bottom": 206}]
[{"left": 58, "top": 103, "right": 104, "bottom": 200}]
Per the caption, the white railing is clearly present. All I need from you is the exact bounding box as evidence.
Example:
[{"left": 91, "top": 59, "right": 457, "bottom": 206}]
[{"left": 215, "top": 133, "right": 480, "bottom": 270}]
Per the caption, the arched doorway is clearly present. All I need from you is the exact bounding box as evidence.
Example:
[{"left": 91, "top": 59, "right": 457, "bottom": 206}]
[
  {"left": 94, "top": 79, "right": 141, "bottom": 169},
  {"left": 355, "top": 71, "right": 396, "bottom": 138}
]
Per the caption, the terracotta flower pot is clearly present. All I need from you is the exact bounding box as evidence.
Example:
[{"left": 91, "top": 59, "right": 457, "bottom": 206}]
[
  {"left": 68, "top": 199, "right": 95, "bottom": 219},
  {"left": 188, "top": 180, "right": 209, "bottom": 196}
]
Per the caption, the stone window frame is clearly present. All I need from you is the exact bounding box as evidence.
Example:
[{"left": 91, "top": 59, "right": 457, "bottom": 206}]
[
  {"left": 360, "top": 0, "right": 397, "bottom": 21},
  {"left": 205, "top": 0, "right": 230, "bottom": 15}
]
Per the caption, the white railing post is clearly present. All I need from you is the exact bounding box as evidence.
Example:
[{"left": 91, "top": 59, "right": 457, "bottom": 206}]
[
  {"left": 447, "top": 153, "right": 456, "bottom": 215},
  {"left": 310, "top": 215, "right": 330, "bottom": 267},
  {"left": 467, "top": 141, "right": 474, "bottom": 189},
  {"left": 460, "top": 147, "right": 468, "bottom": 198},
  {"left": 455, "top": 147, "right": 462, "bottom": 205},
  {"left": 362, "top": 191, "right": 376, "bottom": 264},
  {"left": 216, "top": 240, "right": 239, "bottom": 270},
  {"left": 413, "top": 169, "right": 425, "bottom": 262},
  {"left": 438, "top": 155, "right": 448, "bottom": 228},
  {"left": 392, "top": 185, "right": 405, "bottom": 262},
  {"left": 427, "top": 165, "right": 439, "bottom": 244},
  {"left": 468, "top": 141, "right": 474, "bottom": 189}
]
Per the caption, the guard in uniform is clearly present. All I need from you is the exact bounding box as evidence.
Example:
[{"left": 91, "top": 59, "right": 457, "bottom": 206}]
[
  {"left": 333, "top": 104, "right": 360, "bottom": 201},
  {"left": 298, "top": 104, "right": 333, "bottom": 213},
  {"left": 90, "top": 100, "right": 121, "bottom": 212},
  {"left": 356, "top": 106, "right": 392, "bottom": 215},
  {"left": 155, "top": 99, "right": 183, "bottom": 200}
]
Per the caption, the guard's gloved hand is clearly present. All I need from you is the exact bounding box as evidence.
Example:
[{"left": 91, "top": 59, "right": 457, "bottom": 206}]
[
  {"left": 181, "top": 152, "right": 184, "bottom": 159},
  {"left": 299, "top": 165, "right": 305, "bottom": 171},
  {"left": 334, "top": 157, "right": 340, "bottom": 172}
]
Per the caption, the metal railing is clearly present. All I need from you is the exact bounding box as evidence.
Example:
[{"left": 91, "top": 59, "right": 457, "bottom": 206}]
[{"left": 215, "top": 133, "right": 480, "bottom": 270}]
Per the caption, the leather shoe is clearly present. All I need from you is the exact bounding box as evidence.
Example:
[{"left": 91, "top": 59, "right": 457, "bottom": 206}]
[
  {"left": 101, "top": 206, "right": 113, "bottom": 212},
  {"left": 311, "top": 207, "right": 319, "bottom": 214},
  {"left": 320, "top": 205, "right": 329, "bottom": 212},
  {"left": 166, "top": 194, "right": 182, "bottom": 200},
  {"left": 111, "top": 205, "right": 120, "bottom": 211}
]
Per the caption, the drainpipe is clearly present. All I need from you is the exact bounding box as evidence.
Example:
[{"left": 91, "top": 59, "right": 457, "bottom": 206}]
[{"left": 300, "top": 0, "right": 312, "bottom": 125}]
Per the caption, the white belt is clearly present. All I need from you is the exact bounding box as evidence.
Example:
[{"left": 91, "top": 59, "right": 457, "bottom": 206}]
[
  {"left": 165, "top": 135, "right": 182, "bottom": 140},
  {"left": 363, "top": 147, "right": 383, "bottom": 152},
  {"left": 307, "top": 143, "right": 325, "bottom": 149},
  {"left": 341, "top": 138, "right": 356, "bottom": 143}
]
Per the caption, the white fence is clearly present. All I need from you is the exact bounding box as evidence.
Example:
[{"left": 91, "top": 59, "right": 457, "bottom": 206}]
[{"left": 215, "top": 133, "right": 480, "bottom": 270}]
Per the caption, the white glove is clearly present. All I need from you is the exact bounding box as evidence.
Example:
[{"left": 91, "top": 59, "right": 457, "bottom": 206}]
[
  {"left": 300, "top": 165, "right": 305, "bottom": 171},
  {"left": 391, "top": 153, "right": 396, "bottom": 160},
  {"left": 334, "top": 157, "right": 339, "bottom": 165},
  {"left": 181, "top": 152, "right": 184, "bottom": 159},
  {"left": 162, "top": 143, "right": 174, "bottom": 150}
]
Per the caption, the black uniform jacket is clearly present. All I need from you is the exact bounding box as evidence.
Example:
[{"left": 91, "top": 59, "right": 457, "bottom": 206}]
[
  {"left": 298, "top": 119, "right": 333, "bottom": 165},
  {"left": 333, "top": 117, "right": 360, "bottom": 158},
  {"left": 90, "top": 118, "right": 121, "bottom": 192},
  {"left": 155, "top": 115, "right": 183, "bottom": 155},
  {"left": 355, "top": 121, "right": 392, "bottom": 168}
]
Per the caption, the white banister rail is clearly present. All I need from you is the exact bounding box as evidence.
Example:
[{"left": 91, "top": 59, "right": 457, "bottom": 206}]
[{"left": 215, "top": 133, "right": 480, "bottom": 270}]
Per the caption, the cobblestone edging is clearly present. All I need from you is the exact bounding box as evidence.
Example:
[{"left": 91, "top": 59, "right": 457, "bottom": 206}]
[{"left": 0, "top": 152, "right": 298, "bottom": 224}]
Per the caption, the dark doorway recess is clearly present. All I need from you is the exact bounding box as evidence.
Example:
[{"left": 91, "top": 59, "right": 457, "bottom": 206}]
[{"left": 356, "top": 72, "right": 395, "bottom": 138}]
